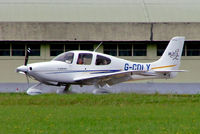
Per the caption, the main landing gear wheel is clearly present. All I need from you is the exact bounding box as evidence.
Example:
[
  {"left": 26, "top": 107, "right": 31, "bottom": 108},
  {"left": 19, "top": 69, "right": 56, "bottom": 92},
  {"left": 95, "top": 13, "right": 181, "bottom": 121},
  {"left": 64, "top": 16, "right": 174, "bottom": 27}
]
[{"left": 93, "top": 85, "right": 111, "bottom": 94}]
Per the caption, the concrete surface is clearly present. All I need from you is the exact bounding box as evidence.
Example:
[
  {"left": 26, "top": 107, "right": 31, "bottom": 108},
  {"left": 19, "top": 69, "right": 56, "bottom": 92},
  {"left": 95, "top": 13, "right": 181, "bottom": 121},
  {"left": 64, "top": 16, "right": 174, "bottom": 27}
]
[{"left": 1, "top": 83, "right": 200, "bottom": 95}]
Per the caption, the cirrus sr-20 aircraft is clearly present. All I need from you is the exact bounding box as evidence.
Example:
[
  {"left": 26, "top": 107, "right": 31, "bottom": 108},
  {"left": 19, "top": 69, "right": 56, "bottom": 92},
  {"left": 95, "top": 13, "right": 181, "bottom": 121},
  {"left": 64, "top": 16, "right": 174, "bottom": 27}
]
[{"left": 16, "top": 36, "right": 186, "bottom": 95}]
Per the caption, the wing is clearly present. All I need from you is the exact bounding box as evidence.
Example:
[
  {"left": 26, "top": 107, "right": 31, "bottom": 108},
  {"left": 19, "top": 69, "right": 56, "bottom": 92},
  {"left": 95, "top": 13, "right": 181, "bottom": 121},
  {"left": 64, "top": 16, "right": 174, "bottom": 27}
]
[
  {"left": 73, "top": 70, "right": 146, "bottom": 87},
  {"left": 73, "top": 69, "right": 187, "bottom": 87}
]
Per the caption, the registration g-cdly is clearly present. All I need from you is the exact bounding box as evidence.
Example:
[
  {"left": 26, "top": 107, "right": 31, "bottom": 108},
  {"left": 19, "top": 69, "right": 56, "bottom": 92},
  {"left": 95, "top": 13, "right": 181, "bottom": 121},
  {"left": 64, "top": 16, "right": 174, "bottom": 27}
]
[{"left": 16, "top": 37, "right": 186, "bottom": 95}]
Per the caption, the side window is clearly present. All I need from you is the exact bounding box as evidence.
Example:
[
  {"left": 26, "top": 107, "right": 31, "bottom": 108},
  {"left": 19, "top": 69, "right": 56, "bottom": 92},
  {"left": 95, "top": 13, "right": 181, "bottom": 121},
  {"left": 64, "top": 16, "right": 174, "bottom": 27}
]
[
  {"left": 96, "top": 55, "right": 111, "bottom": 65},
  {"left": 63, "top": 52, "right": 74, "bottom": 63},
  {"left": 77, "top": 53, "right": 93, "bottom": 65},
  {"left": 53, "top": 52, "right": 74, "bottom": 64}
]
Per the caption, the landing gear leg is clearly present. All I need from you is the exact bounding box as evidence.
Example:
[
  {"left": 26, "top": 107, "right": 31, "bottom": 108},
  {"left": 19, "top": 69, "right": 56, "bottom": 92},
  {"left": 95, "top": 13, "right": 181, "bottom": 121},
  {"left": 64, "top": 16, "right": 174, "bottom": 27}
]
[{"left": 63, "top": 84, "right": 72, "bottom": 94}]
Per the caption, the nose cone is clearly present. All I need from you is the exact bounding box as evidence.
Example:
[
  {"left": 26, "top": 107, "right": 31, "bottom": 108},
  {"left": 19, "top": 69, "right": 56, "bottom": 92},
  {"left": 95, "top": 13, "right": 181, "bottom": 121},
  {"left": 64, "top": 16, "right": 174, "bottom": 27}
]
[{"left": 16, "top": 65, "right": 28, "bottom": 74}]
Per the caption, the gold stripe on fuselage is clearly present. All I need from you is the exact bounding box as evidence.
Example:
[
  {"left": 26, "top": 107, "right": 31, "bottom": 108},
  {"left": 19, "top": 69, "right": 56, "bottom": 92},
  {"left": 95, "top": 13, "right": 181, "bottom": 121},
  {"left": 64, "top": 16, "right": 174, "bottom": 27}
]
[{"left": 151, "top": 65, "right": 176, "bottom": 70}]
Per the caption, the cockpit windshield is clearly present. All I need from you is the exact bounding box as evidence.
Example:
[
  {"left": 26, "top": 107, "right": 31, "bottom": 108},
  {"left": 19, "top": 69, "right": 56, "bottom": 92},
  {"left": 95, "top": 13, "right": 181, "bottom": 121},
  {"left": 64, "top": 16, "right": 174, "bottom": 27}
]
[{"left": 53, "top": 52, "right": 74, "bottom": 64}]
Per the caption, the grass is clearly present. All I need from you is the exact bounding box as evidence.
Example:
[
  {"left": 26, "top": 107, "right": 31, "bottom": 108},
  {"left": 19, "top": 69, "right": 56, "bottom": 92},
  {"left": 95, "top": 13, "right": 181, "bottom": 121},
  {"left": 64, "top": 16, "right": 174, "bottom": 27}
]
[{"left": 0, "top": 93, "right": 200, "bottom": 134}]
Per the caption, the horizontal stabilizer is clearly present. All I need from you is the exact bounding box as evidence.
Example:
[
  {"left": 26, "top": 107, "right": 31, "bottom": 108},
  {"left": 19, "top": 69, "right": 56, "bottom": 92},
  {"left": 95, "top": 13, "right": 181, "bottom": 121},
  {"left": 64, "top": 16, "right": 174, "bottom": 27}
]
[{"left": 154, "top": 70, "right": 188, "bottom": 73}]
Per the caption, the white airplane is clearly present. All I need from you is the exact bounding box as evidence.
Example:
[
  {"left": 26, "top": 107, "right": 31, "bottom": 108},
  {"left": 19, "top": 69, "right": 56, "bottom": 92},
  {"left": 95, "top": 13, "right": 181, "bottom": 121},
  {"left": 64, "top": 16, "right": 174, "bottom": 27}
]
[{"left": 16, "top": 36, "right": 185, "bottom": 95}]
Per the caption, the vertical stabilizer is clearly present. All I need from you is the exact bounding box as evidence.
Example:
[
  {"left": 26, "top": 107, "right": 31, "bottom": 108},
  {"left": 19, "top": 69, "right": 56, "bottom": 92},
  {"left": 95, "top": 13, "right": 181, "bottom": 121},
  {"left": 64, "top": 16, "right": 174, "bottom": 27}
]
[{"left": 153, "top": 36, "right": 185, "bottom": 71}]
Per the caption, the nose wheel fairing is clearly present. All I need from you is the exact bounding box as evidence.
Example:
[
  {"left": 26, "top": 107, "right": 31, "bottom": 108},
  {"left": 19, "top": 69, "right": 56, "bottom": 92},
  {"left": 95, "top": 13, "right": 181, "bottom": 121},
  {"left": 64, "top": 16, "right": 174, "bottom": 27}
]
[{"left": 26, "top": 83, "right": 43, "bottom": 95}]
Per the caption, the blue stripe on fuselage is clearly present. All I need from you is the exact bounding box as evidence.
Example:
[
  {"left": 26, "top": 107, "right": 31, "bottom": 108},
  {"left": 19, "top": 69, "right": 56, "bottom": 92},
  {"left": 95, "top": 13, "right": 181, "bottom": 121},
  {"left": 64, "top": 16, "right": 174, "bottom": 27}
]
[{"left": 45, "top": 70, "right": 121, "bottom": 74}]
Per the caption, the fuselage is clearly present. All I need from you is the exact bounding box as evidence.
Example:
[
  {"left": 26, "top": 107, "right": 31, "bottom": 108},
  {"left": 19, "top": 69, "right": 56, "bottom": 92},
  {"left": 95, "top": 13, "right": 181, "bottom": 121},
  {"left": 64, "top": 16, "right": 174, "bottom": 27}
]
[
  {"left": 16, "top": 36, "right": 186, "bottom": 96},
  {"left": 18, "top": 50, "right": 162, "bottom": 86}
]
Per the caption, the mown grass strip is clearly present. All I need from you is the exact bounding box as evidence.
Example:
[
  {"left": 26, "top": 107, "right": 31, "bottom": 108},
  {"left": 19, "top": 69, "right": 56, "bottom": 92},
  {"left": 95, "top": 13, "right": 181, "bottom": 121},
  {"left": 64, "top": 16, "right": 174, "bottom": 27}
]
[
  {"left": 0, "top": 93, "right": 199, "bottom": 106},
  {"left": 0, "top": 93, "right": 200, "bottom": 134}
]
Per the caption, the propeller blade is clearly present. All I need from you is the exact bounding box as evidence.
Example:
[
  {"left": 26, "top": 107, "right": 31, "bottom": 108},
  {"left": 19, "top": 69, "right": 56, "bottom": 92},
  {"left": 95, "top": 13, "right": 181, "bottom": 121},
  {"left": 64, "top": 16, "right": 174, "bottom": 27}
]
[{"left": 24, "top": 48, "right": 31, "bottom": 66}]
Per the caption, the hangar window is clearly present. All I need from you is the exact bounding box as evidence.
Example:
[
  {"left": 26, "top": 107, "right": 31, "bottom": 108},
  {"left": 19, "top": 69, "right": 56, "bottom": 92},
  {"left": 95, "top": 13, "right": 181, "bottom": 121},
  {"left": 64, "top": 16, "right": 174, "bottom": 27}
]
[
  {"left": 80, "top": 43, "right": 94, "bottom": 51},
  {"left": 104, "top": 43, "right": 117, "bottom": 56},
  {"left": 27, "top": 44, "right": 40, "bottom": 56},
  {"left": 65, "top": 43, "right": 79, "bottom": 52},
  {"left": 119, "top": 43, "right": 132, "bottom": 56},
  {"left": 50, "top": 43, "right": 64, "bottom": 56},
  {"left": 157, "top": 42, "right": 168, "bottom": 56},
  {"left": 12, "top": 44, "right": 25, "bottom": 56},
  {"left": 77, "top": 53, "right": 93, "bottom": 65},
  {"left": 96, "top": 55, "right": 111, "bottom": 65},
  {"left": 0, "top": 43, "right": 10, "bottom": 56},
  {"left": 186, "top": 42, "right": 200, "bottom": 56},
  {"left": 181, "top": 45, "right": 186, "bottom": 56},
  {"left": 157, "top": 42, "right": 186, "bottom": 56},
  {"left": 133, "top": 43, "right": 147, "bottom": 56}
]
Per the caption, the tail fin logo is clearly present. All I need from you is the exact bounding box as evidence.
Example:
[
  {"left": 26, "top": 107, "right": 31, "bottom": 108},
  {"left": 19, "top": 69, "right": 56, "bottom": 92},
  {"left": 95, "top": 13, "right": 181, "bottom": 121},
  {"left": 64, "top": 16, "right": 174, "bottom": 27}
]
[{"left": 168, "top": 49, "right": 179, "bottom": 60}]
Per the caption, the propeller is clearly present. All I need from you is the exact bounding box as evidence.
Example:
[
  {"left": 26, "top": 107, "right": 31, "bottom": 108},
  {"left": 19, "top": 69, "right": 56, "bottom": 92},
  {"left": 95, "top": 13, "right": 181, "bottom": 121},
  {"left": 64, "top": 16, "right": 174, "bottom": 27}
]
[
  {"left": 24, "top": 48, "right": 31, "bottom": 66},
  {"left": 24, "top": 48, "right": 31, "bottom": 89},
  {"left": 16, "top": 48, "right": 32, "bottom": 91}
]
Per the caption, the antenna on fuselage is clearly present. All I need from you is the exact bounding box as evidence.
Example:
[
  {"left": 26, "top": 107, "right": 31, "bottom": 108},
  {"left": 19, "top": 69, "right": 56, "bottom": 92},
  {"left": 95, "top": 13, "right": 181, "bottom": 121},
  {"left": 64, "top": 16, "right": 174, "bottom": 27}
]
[{"left": 94, "top": 42, "right": 103, "bottom": 52}]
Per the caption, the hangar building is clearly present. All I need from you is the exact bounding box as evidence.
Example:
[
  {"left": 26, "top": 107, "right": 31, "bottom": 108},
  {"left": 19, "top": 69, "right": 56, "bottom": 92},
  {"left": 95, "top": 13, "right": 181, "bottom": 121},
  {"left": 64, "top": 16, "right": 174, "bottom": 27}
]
[{"left": 0, "top": 0, "right": 200, "bottom": 86}]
